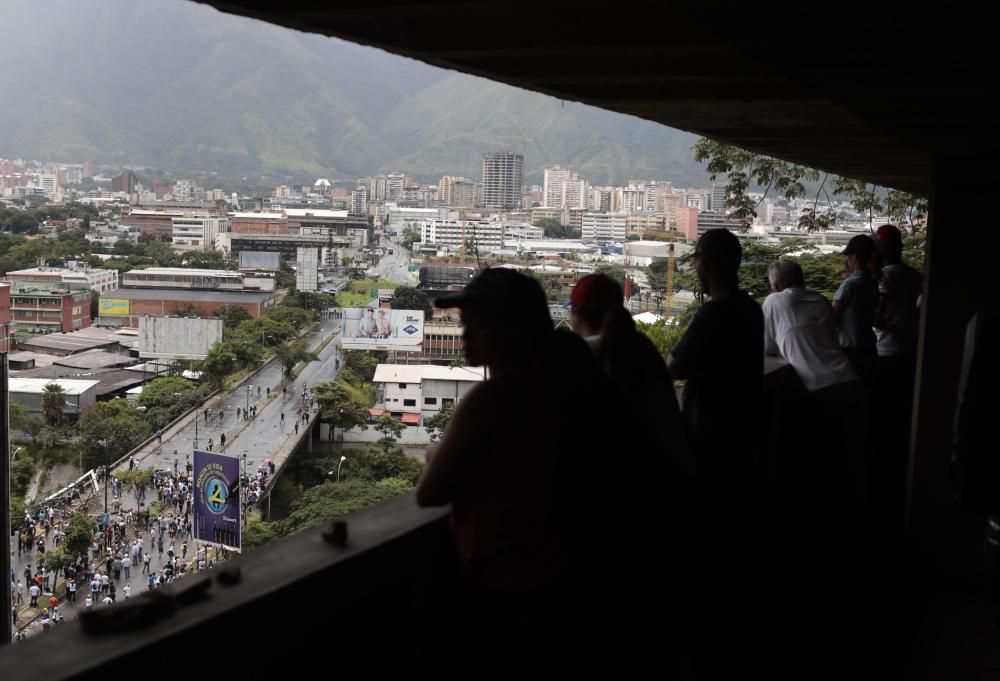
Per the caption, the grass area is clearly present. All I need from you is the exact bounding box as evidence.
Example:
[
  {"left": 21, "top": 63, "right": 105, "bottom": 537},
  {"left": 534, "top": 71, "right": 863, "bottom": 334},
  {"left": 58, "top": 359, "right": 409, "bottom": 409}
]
[{"left": 336, "top": 278, "right": 399, "bottom": 308}]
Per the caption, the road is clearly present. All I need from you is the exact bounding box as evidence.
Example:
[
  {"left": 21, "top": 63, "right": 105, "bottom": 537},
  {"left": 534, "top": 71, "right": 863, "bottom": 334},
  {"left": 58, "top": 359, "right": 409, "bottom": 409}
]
[{"left": 10, "top": 312, "right": 345, "bottom": 639}]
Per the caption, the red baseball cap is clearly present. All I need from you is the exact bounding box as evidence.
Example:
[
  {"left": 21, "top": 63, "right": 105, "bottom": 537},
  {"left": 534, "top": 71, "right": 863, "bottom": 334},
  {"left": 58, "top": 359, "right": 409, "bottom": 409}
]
[
  {"left": 874, "top": 224, "right": 902, "bottom": 253},
  {"left": 570, "top": 274, "right": 622, "bottom": 312}
]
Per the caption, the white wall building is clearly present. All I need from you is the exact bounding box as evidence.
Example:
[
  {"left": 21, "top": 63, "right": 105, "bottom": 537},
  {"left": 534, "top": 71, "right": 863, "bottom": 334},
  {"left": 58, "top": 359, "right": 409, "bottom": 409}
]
[
  {"left": 171, "top": 216, "right": 228, "bottom": 250},
  {"left": 581, "top": 212, "right": 628, "bottom": 241},
  {"left": 543, "top": 166, "right": 588, "bottom": 209},
  {"left": 421, "top": 218, "right": 505, "bottom": 253},
  {"left": 373, "top": 364, "right": 486, "bottom": 422}
]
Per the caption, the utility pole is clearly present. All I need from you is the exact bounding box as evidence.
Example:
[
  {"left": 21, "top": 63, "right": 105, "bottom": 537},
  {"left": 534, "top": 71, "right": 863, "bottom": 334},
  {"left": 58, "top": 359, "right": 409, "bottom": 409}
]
[{"left": 2, "top": 321, "right": 13, "bottom": 645}]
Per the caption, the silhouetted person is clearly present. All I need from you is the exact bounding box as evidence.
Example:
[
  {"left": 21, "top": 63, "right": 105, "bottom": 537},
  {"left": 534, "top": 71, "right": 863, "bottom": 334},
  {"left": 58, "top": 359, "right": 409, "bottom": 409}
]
[
  {"left": 418, "top": 267, "right": 623, "bottom": 678},
  {"left": 764, "top": 259, "right": 866, "bottom": 540},
  {"left": 870, "top": 224, "right": 922, "bottom": 534},
  {"left": 953, "top": 307, "right": 1000, "bottom": 587},
  {"left": 570, "top": 272, "right": 696, "bottom": 670},
  {"left": 833, "top": 234, "right": 879, "bottom": 385},
  {"left": 570, "top": 272, "right": 693, "bottom": 477},
  {"left": 667, "top": 228, "right": 763, "bottom": 680}
]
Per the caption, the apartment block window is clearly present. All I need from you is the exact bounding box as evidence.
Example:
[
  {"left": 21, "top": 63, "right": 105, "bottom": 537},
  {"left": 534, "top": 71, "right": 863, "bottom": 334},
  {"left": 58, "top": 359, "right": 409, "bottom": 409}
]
[
  {"left": 398, "top": 383, "right": 407, "bottom": 389},
  {"left": 424, "top": 397, "right": 438, "bottom": 405},
  {"left": 403, "top": 399, "right": 416, "bottom": 407},
  {"left": 442, "top": 398, "right": 455, "bottom": 408}
]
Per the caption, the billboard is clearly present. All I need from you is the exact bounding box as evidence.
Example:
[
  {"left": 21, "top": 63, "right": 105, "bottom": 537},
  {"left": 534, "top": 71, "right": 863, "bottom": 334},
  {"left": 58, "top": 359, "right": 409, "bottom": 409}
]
[
  {"left": 340, "top": 308, "right": 424, "bottom": 351},
  {"left": 296, "top": 247, "right": 318, "bottom": 292},
  {"left": 99, "top": 298, "right": 130, "bottom": 315},
  {"left": 139, "top": 316, "right": 224, "bottom": 360},
  {"left": 239, "top": 251, "right": 281, "bottom": 270},
  {"left": 193, "top": 450, "right": 241, "bottom": 552}
]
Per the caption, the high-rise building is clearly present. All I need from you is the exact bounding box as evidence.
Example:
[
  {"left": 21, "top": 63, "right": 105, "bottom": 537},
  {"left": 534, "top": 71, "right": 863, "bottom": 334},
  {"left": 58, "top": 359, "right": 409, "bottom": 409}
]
[
  {"left": 543, "top": 166, "right": 588, "bottom": 209},
  {"left": 710, "top": 179, "right": 728, "bottom": 214},
  {"left": 481, "top": 152, "right": 524, "bottom": 210},
  {"left": 152, "top": 180, "right": 173, "bottom": 200},
  {"left": 82, "top": 161, "right": 94, "bottom": 179},
  {"left": 111, "top": 169, "right": 138, "bottom": 194},
  {"left": 351, "top": 187, "right": 368, "bottom": 216},
  {"left": 386, "top": 173, "right": 408, "bottom": 201},
  {"left": 450, "top": 180, "right": 476, "bottom": 209},
  {"left": 438, "top": 176, "right": 474, "bottom": 206}
]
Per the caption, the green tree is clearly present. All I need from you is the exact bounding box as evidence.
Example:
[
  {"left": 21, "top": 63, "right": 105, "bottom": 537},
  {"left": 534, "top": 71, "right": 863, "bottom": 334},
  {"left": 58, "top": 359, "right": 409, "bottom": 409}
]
[
  {"left": 114, "top": 467, "right": 154, "bottom": 504},
  {"left": 693, "top": 138, "right": 928, "bottom": 233},
  {"left": 63, "top": 511, "right": 97, "bottom": 558},
  {"left": 339, "top": 448, "right": 426, "bottom": 486},
  {"left": 41, "top": 383, "right": 66, "bottom": 426},
  {"left": 635, "top": 319, "right": 686, "bottom": 360},
  {"left": 10, "top": 399, "right": 45, "bottom": 444},
  {"left": 314, "top": 381, "right": 370, "bottom": 442},
  {"left": 264, "top": 305, "right": 312, "bottom": 330},
  {"left": 424, "top": 401, "right": 455, "bottom": 443},
  {"left": 374, "top": 414, "right": 405, "bottom": 452},
  {"left": 532, "top": 217, "right": 579, "bottom": 238},
  {"left": 343, "top": 351, "right": 382, "bottom": 382},
  {"left": 390, "top": 286, "right": 432, "bottom": 318},
  {"left": 41, "top": 546, "right": 73, "bottom": 574},
  {"left": 90, "top": 290, "right": 99, "bottom": 319},
  {"left": 199, "top": 342, "right": 237, "bottom": 388},
  {"left": 214, "top": 305, "right": 253, "bottom": 329},
  {"left": 137, "top": 376, "right": 201, "bottom": 428},
  {"left": 78, "top": 401, "right": 152, "bottom": 471},
  {"left": 172, "top": 300, "right": 206, "bottom": 317},
  {"left": 276, "top": 338, "right": 318, "bottom": 376},
  {"left": 400, "top": 226, "right": 421, "bottom": 251}
]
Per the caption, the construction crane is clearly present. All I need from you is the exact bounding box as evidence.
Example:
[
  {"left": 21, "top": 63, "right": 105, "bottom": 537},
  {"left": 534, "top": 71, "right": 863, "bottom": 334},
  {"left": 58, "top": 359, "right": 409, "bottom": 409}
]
[
  {"left": 664, "top": 242, "right": 675, "bottom": 317},
  {"left": 623, "top": 241, "right": 633, "bottom": 302},
  {"left": 460, "top": 208, "right": 467, "bottom": 264}
]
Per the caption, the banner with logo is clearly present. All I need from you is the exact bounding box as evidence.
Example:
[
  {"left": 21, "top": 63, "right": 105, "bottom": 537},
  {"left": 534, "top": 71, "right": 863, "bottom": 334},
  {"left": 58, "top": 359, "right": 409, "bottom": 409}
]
[
  {"left": 193, "top": 450, "right": 241, "bottom": 552},
  {"left": 340, "top": 308, "right": 424, "bottom": 351}
]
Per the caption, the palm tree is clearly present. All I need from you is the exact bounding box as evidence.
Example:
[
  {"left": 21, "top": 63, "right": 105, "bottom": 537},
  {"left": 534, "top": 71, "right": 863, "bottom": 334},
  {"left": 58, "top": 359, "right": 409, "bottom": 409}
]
[{"left": 41, "top": 383, "right": 67, "bottom": 426}]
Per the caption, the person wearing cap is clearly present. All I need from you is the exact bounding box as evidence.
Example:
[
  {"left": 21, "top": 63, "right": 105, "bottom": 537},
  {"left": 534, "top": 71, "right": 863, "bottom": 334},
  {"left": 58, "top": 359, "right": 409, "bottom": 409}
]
[
  {"left": 570, "top": 273, "right": 693, "bottom": 478},
  {"left": 416, "top": 267, "right": 625, "bottom": 675},
  {"left": 666, "top": 228, "right": 763, "bottom": 679},
  {"left": 832, "top": 234, "right": 879, "bottom": 383}
]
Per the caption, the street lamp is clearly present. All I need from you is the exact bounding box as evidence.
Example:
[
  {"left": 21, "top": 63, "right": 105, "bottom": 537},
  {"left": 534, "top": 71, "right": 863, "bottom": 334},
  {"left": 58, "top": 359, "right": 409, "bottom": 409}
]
[
  {"left": 329, "top": 455, "right": 347, "bottom": 482},
  {"left": 175, "top": 391, "right": 198, "bottom": 450}
]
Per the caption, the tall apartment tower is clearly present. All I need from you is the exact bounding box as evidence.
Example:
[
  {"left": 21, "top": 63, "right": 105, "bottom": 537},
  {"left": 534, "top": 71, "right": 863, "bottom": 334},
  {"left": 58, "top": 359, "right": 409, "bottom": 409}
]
[
  {"left": 481, "top": 152, "right": 524, "bottom": 210},
  {"left": 543, "top": 166, "right": 588, "bottom": 209},
  {"left": 351, "top": 187, "right": 368, "bottom": 216},
  {"left": 111, "top": 169, "right": 138, "bottom": 194}
]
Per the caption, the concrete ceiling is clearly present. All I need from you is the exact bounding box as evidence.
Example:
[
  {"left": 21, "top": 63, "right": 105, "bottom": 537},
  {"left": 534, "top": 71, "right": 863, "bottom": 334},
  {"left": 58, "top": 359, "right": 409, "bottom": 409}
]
[{"left": 198, "top": 2, "right": 997, "bottom": 197}]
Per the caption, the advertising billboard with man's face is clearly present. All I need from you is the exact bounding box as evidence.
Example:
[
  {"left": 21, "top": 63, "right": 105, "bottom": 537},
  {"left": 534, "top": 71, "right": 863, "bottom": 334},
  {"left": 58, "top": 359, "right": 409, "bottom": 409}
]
[{"left": 340, "top": 308, "right": 424, "bottom": 351}]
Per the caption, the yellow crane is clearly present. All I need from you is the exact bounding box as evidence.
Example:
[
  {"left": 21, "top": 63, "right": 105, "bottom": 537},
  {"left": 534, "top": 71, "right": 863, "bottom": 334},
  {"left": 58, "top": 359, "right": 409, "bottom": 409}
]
[
  {"left": 460, "top": 208, "right": 467, "bottom": 264},
  {"left": 664, "top": 242, "right": 675, "bottom": 317}
]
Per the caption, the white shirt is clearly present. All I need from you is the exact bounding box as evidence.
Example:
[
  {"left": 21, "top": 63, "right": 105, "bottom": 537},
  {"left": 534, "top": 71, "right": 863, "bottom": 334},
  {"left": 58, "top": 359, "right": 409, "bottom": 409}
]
[{"left": 763, "top": 287, "right": 858, "bottom": 392}]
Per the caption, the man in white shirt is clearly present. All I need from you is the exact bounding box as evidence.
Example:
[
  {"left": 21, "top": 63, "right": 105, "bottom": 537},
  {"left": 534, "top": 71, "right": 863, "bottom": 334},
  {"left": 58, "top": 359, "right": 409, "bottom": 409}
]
[
  {"left": 763, "top": 259, "right": 867, "bottom": 543},
  {"left": 763, "top": 259, "right": 858, "bottom": 393}
]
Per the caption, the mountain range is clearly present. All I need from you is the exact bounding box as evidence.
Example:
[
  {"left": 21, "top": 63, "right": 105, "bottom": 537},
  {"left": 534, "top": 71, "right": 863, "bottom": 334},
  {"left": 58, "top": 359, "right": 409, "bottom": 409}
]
[{"left": 0, "top": 0, "right": 708, "bottom": 188}]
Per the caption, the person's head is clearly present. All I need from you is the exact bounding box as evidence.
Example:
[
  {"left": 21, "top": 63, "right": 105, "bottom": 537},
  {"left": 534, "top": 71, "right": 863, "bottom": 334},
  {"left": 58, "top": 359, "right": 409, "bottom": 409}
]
[
  {"left": 436, "top": 268, "right": 552, "bottom": 371},
  {"left": 767, "top": 259, "right": 805, "bottom": 292},
  {"left": 842, "top": 234, "right": 876, "bottom": 274},
  {"left": 366, "top": 309, "right": 374, "bottom": 317},
  {"left": 569, "top": 273, "right": 624, "bottom": 337},
  {"left": 694, "top": 228, "right": 742, "bottom": 294},
  {"left": 874, "top": 223, "right": 903, "bottom": 264}
]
